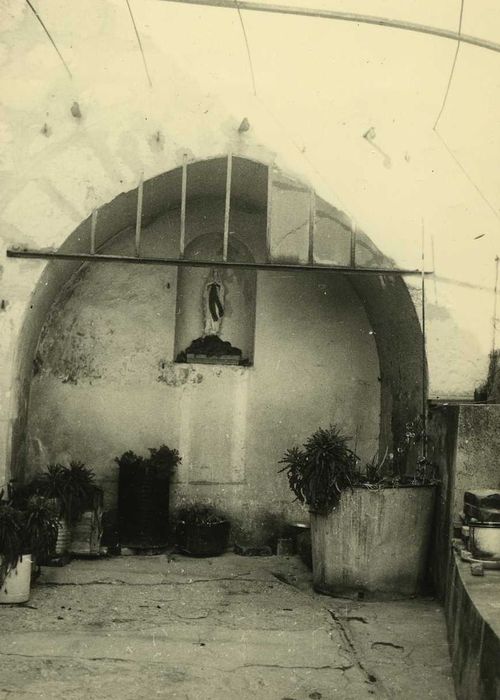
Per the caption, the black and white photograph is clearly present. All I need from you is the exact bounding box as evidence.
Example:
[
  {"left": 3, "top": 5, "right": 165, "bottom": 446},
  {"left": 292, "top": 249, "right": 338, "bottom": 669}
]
[{"left": 0, "top": 1, "right": 499, "bottom": 698}]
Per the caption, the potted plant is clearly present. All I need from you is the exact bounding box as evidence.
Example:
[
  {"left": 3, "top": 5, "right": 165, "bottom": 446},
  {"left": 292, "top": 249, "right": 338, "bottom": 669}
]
[
  {"left": 279, "top": 423, "right": 437, "bottom": 597},
  {"left": 23, "top": 495, "right": 59, "bottom": 566},
  {"left": 34, "top": 462, "right": 103, "bottom": 556},
  {"left": 63, "top": 462, "right": 103, "bottom": 556},
  {"left": 30, "top": 464, "right": 70, "bottom": 555},
  {"left": 116, "top": 445, "right": 181, "bottom": 548},
  {"left": 175, "top": 503, "right": 230, "bottom": 557},
  {"left": 0, "top": 494, "right": 58, "bottom": 604}
]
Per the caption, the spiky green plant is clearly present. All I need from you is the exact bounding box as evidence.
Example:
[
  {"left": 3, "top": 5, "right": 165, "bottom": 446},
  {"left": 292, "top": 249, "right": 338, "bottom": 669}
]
[
  {"left": 23, "top": 496, "right": 59, "bottom": 563},
  {"left": 0, "top": 495, "right": 60, "bottom": 585},
  {"left": 0, "top": 504, "right": 25, "bottom": 586},
  {"left": 38, "top": 462, "right": 99, "bottom": 525},
  {"left": 63, "top": 461, "right": 98, "bottom": 525},
  {"left": 279, "top": 425, "right": 359, "bottom": 515}
]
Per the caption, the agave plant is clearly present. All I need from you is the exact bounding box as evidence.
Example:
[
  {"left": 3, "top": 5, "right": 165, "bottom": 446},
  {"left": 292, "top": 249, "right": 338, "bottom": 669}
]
[
  {"left": 63, "top": 461, "right": 99, "bottom": 525},
  {"left": 37, "top": 462, "right": 100, "bottom": 525},
  {"left": 279, "top": 425, "right": 360, "bottom": 515}
]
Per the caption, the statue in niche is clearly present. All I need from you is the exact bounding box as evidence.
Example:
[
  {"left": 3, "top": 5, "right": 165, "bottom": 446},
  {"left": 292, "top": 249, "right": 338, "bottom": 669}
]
[
  {"left": 175, "top": 267, "right": 243, "bottom": 363},
  {"left": 203, "top": 268, "right": 225, "bottom": 337}
]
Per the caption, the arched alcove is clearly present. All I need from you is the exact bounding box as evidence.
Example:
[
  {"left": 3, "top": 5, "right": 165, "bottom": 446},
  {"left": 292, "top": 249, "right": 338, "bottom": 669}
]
[
  {"left": 9, "top": 156, "right": 424, "bottom": 541},
  {"left": 174, "top": 233, "right": 257, "bottom": 365}
]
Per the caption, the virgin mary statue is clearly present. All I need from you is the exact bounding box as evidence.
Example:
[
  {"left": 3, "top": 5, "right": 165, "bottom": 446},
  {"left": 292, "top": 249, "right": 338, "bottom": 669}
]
[{"left": 203, "top": 269, "right": 225, "bottom": 336}]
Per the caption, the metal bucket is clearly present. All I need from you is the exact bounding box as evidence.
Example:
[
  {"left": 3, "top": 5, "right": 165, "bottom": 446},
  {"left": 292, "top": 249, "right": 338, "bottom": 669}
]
[
  {"left": 469, "top": 523, "right": 500, "bottom": 561},
  {"left": 0, "top": 555, "right": 32, "bottom": 604}
]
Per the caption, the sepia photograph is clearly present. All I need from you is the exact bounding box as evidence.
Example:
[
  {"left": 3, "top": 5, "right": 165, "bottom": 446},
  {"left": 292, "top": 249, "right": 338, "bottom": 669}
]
[{"left": 0, "top": 1, "right": 499, "bottom": 698}]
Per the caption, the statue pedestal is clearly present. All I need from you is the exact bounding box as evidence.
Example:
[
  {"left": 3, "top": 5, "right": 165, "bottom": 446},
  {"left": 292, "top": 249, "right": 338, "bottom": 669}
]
[
  {"left": 186, "top": 354, "right": 241, "bottom": 365},
  {"left": 177, "top": 334, "right": 243, "bottom": 365}
]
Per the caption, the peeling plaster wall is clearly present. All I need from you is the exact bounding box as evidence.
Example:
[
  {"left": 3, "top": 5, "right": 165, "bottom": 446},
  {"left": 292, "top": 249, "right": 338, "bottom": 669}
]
[{"left": 24, "top": 203, "right": 380, "bottom": 541}]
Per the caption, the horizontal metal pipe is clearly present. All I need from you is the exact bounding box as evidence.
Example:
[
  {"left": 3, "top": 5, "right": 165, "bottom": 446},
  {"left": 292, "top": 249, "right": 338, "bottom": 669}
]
[
  {"left": 6, "top": 248, "right": 432, "bottom": 275},
  {"left": 158, "top": 0, "right": 500, "bottom": 55}
]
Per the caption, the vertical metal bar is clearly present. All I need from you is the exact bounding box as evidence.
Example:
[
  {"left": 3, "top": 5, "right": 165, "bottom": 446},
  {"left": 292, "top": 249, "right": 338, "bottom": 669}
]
[
  {"left": 135, "top": 172, "right": 144, "bottom": 257},
  {"left": 421, "top": 219, "right": 427, "bottom": 460},
  {"left": 308, "top": 189, "right": 315, "bottom": 265},
  {"left": 90, "top": 208, "right": 98, "bottom": 255},
  {"left": 492, "top": 255, "right": 499, "bottom": 354},
  {"left": 350, "top": 219, "right": 357, "bottom": 267},
  {"left": 180, "top": 154, "right": 187, "bottom": 258},
  {"left": 265, "top": 163, "right": 273, "bottom": 262},
  {"left": 430, "top": 232, "right": 438, "bottom": 303},
  {"left": 223, "top": 153, "right": 232, "bottom": 262}
]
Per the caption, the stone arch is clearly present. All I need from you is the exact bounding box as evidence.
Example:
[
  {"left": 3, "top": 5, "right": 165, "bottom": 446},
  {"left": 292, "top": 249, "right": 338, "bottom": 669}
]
[{"left": 9, "top": 156, "right": 424, "bottom": 496}]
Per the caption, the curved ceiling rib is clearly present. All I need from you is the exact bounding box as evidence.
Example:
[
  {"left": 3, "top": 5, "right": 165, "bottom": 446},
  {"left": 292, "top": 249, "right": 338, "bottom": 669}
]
[{"left": 159, "top": 0, "right": 500, "bottom": 55}]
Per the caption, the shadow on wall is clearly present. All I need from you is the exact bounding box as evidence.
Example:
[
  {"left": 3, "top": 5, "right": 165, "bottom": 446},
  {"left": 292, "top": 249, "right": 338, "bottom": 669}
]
[{"left": 351, "top": 273, "right": 425, "bottom": 468}]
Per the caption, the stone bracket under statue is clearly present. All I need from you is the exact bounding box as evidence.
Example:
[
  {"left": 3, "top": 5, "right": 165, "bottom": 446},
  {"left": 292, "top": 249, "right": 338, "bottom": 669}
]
[{"left": 176, "top": 269, "right": 245, "bottom": 365}]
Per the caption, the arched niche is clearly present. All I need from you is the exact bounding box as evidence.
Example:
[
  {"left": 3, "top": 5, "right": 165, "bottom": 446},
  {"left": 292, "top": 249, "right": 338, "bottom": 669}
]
[
  {"left": 9, "top": 155, "right": 425, "bottom": 490},
  {"left": 174, "top": 233, "right": 257, "bottom": 365}
]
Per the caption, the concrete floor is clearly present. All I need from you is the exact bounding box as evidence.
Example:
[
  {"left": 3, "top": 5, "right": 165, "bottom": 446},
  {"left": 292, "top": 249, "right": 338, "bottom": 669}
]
[{"left": 0, "top": 554, "right": 455, "bottom": 699}]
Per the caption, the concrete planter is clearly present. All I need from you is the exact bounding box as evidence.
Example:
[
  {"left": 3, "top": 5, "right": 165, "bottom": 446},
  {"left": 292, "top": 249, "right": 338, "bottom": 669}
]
[{"left": 311, "top": 486, "right": 436, "bottom": 597}]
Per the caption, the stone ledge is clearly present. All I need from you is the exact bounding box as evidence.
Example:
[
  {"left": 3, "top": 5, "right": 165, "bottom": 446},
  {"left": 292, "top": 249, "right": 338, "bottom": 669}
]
[{"left": 445, "top": 552, "right": 500, "bottom": 700}]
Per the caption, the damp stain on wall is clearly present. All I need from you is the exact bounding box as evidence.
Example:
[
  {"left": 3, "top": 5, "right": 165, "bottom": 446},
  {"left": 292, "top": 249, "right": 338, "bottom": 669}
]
[{"left": 157, "top": 361, "right": 204, "bottom": 386}]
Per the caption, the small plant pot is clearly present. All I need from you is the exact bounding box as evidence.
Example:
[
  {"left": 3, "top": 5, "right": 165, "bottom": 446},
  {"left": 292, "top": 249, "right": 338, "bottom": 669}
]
[
  {"left": 71, "top": 492, "right": 103, "bottom": 556},
  {"left": 71, "top": 509, "right": 103, "bottom": 556},
  {"left": 0, "top": 554, "right": 32, "bottom": 604},
  {"left": 177, "top": 520, "right": 230, "bottom": 557}
]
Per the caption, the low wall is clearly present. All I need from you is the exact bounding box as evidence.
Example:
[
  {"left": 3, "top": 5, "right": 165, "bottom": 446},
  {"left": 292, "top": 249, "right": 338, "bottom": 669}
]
[
  {"left": 428, "top": 403, "right": 500, "bottom": 599},
  {"left": 427, "top": 403, "right": 459, "bottom": 599},
  {"left": 445, "top": 554, "right": 500, "bottom": 700},
  {"left": 428, "top": 403, "right": 500, "bottom": 699}
]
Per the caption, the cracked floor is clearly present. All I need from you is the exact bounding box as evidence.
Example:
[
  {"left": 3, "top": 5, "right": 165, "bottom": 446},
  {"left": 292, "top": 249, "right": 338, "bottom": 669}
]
[{"left": 0, "top": 554, "right": 454, "bottom": 699}]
